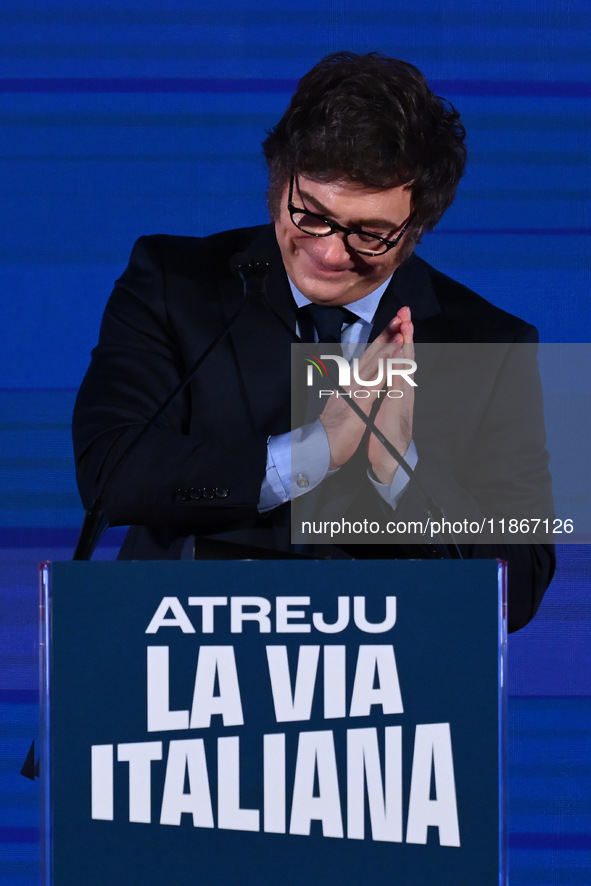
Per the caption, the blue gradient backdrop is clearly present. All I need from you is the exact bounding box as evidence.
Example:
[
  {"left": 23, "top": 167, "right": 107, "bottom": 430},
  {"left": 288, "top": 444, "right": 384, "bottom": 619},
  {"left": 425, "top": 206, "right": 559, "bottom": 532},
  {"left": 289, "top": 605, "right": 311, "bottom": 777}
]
[{"left": 1, "top": 1, "right": 589, "bottom": 883}]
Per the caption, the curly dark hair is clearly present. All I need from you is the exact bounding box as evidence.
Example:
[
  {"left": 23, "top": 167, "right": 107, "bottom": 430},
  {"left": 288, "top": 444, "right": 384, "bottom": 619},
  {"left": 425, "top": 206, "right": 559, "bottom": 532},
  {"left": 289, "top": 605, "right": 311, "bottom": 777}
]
[{"left": 263, "top": 52, "right": 466, "bottom": 235}]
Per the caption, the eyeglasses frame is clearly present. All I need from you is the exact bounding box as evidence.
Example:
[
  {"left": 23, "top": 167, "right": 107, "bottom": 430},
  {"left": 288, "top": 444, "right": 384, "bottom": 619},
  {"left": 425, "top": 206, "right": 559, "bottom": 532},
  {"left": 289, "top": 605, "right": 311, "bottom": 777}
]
[{"left": 287, "top": 174, "right": 413, "bottom": 256}]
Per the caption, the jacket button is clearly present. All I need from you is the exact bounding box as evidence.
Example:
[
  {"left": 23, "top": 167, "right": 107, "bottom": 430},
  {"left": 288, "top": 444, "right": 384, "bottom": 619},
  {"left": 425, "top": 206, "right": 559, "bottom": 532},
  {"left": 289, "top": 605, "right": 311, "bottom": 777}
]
[
  {"left": 215, "top": 487, "right": 229, "bottom": 498},
  {"left": 189, "top": 488, "right": 201, "bottom": 501},
  {"left": 175, "top": 488, "right": 190, "bottom": 502},
  {"left": 201, "top": 487, "right": 215, "bottom": 500}
]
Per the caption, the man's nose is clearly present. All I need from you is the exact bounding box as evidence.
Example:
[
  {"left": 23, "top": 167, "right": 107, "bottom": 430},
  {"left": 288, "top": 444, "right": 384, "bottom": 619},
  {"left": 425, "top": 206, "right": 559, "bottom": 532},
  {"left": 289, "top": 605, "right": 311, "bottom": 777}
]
[{"left": 316, "top": 231, "right": 354, "bottom": 266}]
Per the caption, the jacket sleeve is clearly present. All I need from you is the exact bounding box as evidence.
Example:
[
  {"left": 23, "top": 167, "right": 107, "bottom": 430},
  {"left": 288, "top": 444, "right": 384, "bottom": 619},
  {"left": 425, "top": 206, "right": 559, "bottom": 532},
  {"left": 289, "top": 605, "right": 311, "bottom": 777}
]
[{"left": 72, "top": 236, "right": 269, "bottom": 531}]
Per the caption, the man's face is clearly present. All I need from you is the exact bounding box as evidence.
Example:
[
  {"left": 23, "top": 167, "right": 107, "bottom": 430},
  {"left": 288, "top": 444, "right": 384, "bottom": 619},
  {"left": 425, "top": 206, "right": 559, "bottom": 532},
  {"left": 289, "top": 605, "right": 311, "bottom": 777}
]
[{"left": 274, "top": 175, "right": 414, "bottom": 306}]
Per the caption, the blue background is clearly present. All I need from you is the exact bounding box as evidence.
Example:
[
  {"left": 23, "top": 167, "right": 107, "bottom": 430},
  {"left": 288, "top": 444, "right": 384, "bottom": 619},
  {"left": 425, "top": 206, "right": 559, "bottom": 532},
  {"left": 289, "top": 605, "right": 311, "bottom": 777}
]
[{"left": 0, "top": 0, "right": 589, "bottom": 883}]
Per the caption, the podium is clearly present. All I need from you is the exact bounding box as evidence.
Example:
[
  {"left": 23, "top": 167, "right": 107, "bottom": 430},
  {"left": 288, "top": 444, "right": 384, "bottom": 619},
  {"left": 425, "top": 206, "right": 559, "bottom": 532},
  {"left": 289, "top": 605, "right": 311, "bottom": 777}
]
[{"left": 41, "top": 559, "right": 506, "bottom": 885}]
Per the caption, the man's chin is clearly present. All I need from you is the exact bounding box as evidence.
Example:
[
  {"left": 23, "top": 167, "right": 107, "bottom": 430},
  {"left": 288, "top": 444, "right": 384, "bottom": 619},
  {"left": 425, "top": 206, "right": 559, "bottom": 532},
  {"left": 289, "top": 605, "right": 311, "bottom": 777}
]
[{"left": 294, "top": 273, "right": 369, "bottom": 306}]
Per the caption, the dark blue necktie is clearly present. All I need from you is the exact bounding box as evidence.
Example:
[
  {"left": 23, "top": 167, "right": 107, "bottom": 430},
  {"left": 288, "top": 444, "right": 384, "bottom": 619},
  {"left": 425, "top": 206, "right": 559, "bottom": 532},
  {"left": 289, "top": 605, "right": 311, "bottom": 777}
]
[
  {"left": 297, "top": 304, "right": 357, "bottom": 425},
  {"left": 300, "top": 303, "right": 357, "bottom": 343}
]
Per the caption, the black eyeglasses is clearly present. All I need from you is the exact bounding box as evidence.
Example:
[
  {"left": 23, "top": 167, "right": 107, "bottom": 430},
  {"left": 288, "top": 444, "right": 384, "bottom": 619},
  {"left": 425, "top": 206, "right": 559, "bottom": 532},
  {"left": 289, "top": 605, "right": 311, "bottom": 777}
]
[{"left": 287, "top": 175, "right": 413, "bottom": 257}]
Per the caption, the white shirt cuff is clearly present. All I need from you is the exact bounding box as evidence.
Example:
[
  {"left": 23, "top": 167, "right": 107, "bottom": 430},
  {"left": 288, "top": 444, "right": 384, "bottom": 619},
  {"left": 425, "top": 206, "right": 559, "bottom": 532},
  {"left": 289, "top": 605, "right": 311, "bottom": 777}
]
[
  {"left": 368, "top": 440, "right": 418, "bottom": 510},
  {"left": 258, "top": 421, "right": 331, "bottom": 512}
]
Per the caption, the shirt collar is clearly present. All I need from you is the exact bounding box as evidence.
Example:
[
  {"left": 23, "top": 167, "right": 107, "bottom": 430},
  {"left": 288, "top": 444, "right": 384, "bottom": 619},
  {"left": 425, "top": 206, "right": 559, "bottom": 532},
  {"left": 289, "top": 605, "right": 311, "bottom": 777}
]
[{"left": 287, "top": 275, "right": 393, "bottom": 326}]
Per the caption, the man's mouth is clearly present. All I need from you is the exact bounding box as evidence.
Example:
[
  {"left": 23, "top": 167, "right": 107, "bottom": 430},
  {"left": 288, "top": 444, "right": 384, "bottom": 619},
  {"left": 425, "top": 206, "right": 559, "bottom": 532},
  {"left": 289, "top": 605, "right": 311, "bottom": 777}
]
[{"left": 302, "top": 250, "right": 355, "bottom": 276}]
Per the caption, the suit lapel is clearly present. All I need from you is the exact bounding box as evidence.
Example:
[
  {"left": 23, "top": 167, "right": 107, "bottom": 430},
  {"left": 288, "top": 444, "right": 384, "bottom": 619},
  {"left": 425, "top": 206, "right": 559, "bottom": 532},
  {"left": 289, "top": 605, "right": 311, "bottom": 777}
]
[
  {"left": 369, "top": 254, "right": 446, "bottom": 420},
  {"left": 220, "top": 226, "right": 300, "bottom": 435},
  {"left": 369, "top": 254, "right": 442, "bottom": 342}
]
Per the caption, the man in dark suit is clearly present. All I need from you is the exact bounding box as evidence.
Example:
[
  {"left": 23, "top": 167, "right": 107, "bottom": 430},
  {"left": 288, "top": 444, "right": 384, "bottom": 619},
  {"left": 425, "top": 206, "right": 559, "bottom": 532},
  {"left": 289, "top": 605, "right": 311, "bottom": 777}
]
[{"left": 73, "top": 52, "right": 554, "bottom": 632}]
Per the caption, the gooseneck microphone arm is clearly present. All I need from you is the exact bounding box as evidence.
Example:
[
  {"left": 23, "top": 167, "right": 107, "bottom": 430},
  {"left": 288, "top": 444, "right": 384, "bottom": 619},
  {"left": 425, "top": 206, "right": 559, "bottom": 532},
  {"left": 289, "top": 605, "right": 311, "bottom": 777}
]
[{"left": 72, "top": 253, "right": 271, "bottom": 561}]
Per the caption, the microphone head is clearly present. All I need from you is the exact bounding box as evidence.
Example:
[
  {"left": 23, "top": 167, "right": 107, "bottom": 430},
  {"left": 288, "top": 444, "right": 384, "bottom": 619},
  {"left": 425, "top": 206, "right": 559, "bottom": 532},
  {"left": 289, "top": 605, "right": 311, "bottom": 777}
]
[
  {"left": 230, "top": 252, "right": 250, "bottom": 277},
  {"left": 230, "top": 251, "right": 272, "bottom": 283}
]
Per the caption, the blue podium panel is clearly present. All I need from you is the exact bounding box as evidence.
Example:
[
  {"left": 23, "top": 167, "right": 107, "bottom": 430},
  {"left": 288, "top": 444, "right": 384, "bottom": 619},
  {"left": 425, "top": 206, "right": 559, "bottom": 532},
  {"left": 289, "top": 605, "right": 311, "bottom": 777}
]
[{"left": 42, "top": 559, "right": 505, "bottom": 886}]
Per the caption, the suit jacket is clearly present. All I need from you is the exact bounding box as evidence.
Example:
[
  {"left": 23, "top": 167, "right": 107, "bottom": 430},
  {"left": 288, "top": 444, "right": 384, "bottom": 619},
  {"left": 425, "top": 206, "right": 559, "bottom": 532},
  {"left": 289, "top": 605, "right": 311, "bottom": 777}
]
[{"left": 73, "top": 224, "right": 555, "bottom": 631}]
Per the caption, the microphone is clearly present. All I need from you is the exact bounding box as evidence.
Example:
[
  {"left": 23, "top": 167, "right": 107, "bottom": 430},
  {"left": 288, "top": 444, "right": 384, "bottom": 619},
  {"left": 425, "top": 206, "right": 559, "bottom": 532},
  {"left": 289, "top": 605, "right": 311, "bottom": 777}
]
[
  {"left": 72, "top": 252, "right": 271, "bottom": 560},
  {"left": 230, "top": 252, "right": 272, "bottom": 294}
]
